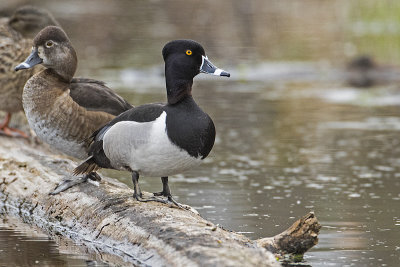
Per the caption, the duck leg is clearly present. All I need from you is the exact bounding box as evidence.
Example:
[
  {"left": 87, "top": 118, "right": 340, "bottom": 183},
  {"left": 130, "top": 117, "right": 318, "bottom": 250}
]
[
  {"left": 132, "top": 171, "right": 143, "bottom": 200},
  {"left": 132, "top": 172, "right": 168, "bottom": 204},
  {"left": 153, "top": 176, "right": 171, "bottom": 196},
  {"left": 0, "top": 113, "right": 29, "bottom": 138},
  {"left": 153, "top": 177, "right": 185, "bottom": 209},
  {"left": 49, "top": 172, "right": 101, "bottom": 195}
]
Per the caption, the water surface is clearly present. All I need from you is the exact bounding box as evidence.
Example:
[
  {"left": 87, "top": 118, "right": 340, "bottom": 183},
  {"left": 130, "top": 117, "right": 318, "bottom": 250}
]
[{"left": 0, "top": 218, "right": 109, "bottom": 266}]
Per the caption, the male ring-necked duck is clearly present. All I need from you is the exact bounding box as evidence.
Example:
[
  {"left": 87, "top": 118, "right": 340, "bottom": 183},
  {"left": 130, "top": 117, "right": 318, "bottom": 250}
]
[
  {"left": 15, "top": 26, "right": 132, "bottom": 192},
  {"left": 74, "top": 39, "right": 230, "bottom": 207},
  {"left": 0, "top": 6, "right": 59, "bottom": 137}
]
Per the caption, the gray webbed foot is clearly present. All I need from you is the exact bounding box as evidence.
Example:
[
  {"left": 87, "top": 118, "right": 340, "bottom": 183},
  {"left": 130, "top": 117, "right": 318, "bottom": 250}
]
[
  {"left": 133, "top": 192, "right": 169, "bottom": 204},
  {"left": 132, "top": 173, "right": 180, "bottom": 205},
  {"left": 152, "top": 177, "right": 189, "bottom": 210},
  {"left": 49, "top": 172, "right": 101, "bottom": 195}
]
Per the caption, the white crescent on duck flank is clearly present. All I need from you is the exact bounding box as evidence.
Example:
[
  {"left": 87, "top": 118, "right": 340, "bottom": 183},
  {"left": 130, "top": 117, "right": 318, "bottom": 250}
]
[{"left": 102, "top": 111, "right": 202, "bottom": 177}]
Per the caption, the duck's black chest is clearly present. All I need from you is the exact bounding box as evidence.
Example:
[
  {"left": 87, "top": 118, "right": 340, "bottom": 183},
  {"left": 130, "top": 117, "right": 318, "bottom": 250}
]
[{"left": 165, "top": 100, "right": 215, "bottom": 159}]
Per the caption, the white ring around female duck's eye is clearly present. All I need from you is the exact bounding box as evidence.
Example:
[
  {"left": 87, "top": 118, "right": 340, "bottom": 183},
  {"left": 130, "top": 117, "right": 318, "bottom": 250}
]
[{"left": 46, "top": 41, "right": 53, "bottom": 48}]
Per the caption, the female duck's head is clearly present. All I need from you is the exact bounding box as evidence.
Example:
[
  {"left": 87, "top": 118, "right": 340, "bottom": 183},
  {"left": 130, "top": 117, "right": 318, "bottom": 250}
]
[
  {"left": 162, "top": 39, "right": 230, "bottom": 104},
  {"left": 15, "top": 26, "right": 77, "bottom": 82}
]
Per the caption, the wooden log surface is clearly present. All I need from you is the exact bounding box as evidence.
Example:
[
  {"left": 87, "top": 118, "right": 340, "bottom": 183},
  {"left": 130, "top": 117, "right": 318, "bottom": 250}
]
[{"left": 0, "top": 135, "right": 321, "bottom": 266}]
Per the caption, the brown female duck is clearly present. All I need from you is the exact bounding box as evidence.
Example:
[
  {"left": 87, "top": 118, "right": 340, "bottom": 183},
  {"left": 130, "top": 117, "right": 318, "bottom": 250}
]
[
  {"left": 15, "top": 26, "right": 132, "bottom": 192},
  {"left": 0, "top": 6, "right": 59, "bottom": 137}
]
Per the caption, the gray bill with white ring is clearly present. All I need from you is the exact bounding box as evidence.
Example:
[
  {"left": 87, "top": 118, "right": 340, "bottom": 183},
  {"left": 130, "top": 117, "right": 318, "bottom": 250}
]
[{"left": 200, "top": 55, "right": 230, "bottom": 77}]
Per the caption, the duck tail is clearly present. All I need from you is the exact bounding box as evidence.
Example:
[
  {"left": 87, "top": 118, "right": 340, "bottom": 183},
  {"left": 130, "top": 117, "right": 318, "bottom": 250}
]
[{"left": 73, "top": 156, "right": 100, "bottom": 175}]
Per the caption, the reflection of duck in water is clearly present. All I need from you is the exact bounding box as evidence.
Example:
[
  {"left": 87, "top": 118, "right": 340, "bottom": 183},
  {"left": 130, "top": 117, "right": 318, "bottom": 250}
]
[{"left": 346, "top": 55, "right": 376, "bottom": 88}]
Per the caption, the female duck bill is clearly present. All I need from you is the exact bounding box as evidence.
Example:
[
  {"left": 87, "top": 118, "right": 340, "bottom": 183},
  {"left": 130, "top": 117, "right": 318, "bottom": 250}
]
[
  {"left": 15, "top": 48, "right": 42, "bottom": 71},
  {"left": 200, "top": 55, "right": 230, "bottom": 77}
]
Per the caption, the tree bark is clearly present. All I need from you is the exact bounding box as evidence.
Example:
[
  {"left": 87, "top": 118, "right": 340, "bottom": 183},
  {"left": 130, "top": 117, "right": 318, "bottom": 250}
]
[{"left": 0, "top": 135, "right": 320, "bottom": 267}]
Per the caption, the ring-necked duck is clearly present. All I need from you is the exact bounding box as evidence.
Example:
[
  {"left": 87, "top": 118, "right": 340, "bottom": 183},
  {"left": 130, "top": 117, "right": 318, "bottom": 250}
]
[
  {"left": 15, "top": 26, "right": 132, "bottom": 192},
  {"left": 74, "top": 39, "right": 230, "bottom": 207},
  {"left": 0, "top": 6, "right": 59, "bottom": 138}
]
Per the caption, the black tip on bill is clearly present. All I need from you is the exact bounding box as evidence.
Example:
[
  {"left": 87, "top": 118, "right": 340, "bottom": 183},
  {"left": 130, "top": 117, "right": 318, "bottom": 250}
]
[{"left": 221, "top": 71, "right": 230, "bottom": 77}]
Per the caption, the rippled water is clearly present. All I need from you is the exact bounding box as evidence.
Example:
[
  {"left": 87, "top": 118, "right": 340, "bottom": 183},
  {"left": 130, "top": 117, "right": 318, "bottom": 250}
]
[
  {"left": 1, "top": 0, "right": 400, "bottom": 266},
  {"left": 0, "top": 218, "right": 109, "bottom": 266}
]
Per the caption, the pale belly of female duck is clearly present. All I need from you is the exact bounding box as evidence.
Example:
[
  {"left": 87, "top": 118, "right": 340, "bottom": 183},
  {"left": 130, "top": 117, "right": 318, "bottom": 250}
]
[
  {"left": 26, "top": 112, "right": 87, "bottom": 159},
  {"left": 23, "top": 104, "right": 88, "bottom": 159},
  {"left": 103, "top": 112, "right": 203, "bottom": 177},
  {"left": 22, "top": 77, "right": 88, "bottom": 159}
]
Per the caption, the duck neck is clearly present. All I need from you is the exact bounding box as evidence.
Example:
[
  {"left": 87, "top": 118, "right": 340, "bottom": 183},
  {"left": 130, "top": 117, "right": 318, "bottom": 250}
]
[
  {"left": 165, "top": 68, "right": 193, "bottom": 105},
  {"left": 52, "top": 46, "right": 77, "bottom": 83}
]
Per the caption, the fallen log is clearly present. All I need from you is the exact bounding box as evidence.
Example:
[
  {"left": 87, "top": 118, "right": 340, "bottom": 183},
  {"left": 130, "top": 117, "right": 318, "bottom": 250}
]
[{"left": 0, "top": 135, "right": 320, "bottom": 266}]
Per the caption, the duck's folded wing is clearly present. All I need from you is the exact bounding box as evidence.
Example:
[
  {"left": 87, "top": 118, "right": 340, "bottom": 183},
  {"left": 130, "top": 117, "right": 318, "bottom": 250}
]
[
  {"left": 93, "top": 103, "right": 165, "bottom": 141},
  {"left": 69, "top": 78, "right": 133, "bottom": 116}
]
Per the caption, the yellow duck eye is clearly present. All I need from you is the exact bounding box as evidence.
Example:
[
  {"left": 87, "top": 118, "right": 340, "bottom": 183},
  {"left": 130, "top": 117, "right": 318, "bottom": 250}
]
[
  {"left": 46, "top": 41, "right": 53, "bottom": 48},
  {"left": 186, "top": 49, "right": 192, "bottom": 56}
]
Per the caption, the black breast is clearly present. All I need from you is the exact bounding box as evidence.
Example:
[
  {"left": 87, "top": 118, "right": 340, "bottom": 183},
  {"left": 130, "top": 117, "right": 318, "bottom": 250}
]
[{"left": 165, "top": 98, "right": 215, "bottom": 159}]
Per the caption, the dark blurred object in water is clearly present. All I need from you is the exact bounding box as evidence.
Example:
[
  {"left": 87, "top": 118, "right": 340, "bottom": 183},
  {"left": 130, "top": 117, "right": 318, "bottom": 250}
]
[
  {"left": 346, "top": 55, "right": 376, "bottom": 88},
  {"left": 345, "top": 55, "right": 400, "bottom": 88}
]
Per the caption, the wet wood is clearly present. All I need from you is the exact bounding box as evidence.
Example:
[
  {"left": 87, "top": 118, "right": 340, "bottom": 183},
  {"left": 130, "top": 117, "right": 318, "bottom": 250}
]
[
  {"left": 0, "top": 135, "right": 320, "bottom": 266},
  {"left": 256, "top": 212, "right": 320, "bottom": 261}
]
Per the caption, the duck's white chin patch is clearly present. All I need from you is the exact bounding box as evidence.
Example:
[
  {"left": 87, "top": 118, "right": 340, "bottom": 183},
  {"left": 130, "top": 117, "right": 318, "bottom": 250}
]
[
  {"left": 213, "top": 68, "right": 223, "bottom": 76},
  {"left": 20, "top": 62, "right": 30, "bottom": 68}
]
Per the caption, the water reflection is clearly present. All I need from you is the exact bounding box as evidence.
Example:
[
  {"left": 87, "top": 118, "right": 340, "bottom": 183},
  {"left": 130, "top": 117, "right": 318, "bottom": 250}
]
[{"left": 0, "top": 218, "right": 109, "bottom": 267}]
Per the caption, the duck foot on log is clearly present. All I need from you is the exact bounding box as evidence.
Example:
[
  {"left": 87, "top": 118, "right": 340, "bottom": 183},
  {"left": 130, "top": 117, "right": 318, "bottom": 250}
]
[
  {"left": 0, "top": 113, "right": 29, "bottom": 138},
  {"left": 49, "top": 172, "right": 101, "bottom": 195}
]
